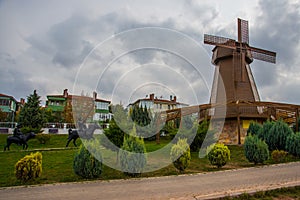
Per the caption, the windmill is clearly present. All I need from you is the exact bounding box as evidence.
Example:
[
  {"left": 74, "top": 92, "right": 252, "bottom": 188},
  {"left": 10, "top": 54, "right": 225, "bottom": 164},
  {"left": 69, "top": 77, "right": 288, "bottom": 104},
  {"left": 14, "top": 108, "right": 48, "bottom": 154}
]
[{"left": 204, "top": 18, "right": 276, "bottom": 106}]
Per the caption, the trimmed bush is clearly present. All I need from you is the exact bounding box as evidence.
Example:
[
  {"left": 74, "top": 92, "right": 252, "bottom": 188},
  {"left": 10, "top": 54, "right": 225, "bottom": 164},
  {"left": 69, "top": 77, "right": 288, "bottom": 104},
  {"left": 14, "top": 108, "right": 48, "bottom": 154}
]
[
  {"left": 36, "top": 133, "right": 51, "bottom": 144},
  {"left": 73, "top": 141, "right": 102, "bottom": 179},
  {"left": 15, "top": 152, "right": 42, "bottom": 182},
  {"left": 266, "top": 120, "right": 293, "bottom": 151},
  {"left": 244, "top": 135, "right": 269, "bottom": 164},
  {"left": 119, "top": 125, "right": 147, "bottom": 176},
  {"left": 170, "top": 138, "right": 191, "bottom": 172},
  {"left": 207, "top": 143, "right": 230, "bottom": 168},
  {"left": 247, "top": 121, "right": 262, "bottom": 136},
  {"left": 286, "top": 132, "right": 300, "bottom": 157},
  {"left": 271, "top": 150, "right": 288, "bottom": 163}
]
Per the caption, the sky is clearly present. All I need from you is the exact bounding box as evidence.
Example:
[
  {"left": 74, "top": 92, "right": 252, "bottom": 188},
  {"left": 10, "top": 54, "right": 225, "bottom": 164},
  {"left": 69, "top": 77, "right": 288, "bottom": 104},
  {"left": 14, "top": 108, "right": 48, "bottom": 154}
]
[{"left": 0, "top": 0, "right": 300, "bottom": 107}]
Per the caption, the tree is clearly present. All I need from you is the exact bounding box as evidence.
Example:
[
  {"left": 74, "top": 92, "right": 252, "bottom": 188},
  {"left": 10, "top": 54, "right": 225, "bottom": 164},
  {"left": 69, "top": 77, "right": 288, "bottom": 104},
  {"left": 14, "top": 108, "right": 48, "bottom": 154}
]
[
  {"left": 119, "top": 125, "right": 147, "bottom": 176},
  {"left": 286, "top": 132, "right": 300, "bottom": 157},
  {"left": 247, "top": 121, "right": 262, "bottom": 136},
  {"left": 0, "top": 108, "right": 8, "bottom": 122},
  {"left": 101, "top": 105, "right": 128, "bottom": 163},
  {"left": 62, "top": 100, "right": 74, "bottom": 123},
  {"left": 73, "top": 141, "right": 102, "bottom": 179},
  {"left": 266, "top": 119, "right": 293, "bottom": 151},
  {"left": 170, "top": 138, "right": 191, "bottom": 172},
  {"left": 18, "top": 90, "right": 46, "bottom": 132},
  {"left": 244, "top": 134, "right": 269, "bottom": 164}
]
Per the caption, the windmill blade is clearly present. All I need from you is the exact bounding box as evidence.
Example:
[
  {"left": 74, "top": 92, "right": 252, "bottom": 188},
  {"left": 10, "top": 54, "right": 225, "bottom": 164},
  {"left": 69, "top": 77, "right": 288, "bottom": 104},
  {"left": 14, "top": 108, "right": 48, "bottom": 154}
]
[
  {"left": 238, "top": 18, "right": 249, "bottom": 44},
  {"left": 204, "top": 34, "right": 236, "bottom": 48},
  {"left": 250, "top": 46, "right": 276, "bottom": 63}
]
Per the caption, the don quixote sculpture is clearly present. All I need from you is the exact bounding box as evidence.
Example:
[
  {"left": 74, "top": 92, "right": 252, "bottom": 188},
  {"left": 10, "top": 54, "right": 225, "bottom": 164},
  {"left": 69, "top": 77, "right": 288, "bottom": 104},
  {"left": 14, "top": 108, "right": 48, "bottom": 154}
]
[
  {"left": 66, "top": 121, "right": 100, "bottom": 147},
  {"left": 4, "top": 124, "right": 36, "bottom": 151}
]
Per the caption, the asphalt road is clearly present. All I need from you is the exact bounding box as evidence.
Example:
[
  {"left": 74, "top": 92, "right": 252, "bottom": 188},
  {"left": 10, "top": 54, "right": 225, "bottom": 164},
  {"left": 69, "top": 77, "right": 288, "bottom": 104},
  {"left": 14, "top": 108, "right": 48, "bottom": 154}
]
[{"left": 1, "top": 162, "right": 300, "bottom": 200}]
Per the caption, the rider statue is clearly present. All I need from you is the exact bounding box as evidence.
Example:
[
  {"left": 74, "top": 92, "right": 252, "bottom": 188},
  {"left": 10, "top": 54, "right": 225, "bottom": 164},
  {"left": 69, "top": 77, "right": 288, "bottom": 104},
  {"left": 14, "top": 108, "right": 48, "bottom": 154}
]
[{"left": 13, "top": 124, "right": 24, "bottom": 145}]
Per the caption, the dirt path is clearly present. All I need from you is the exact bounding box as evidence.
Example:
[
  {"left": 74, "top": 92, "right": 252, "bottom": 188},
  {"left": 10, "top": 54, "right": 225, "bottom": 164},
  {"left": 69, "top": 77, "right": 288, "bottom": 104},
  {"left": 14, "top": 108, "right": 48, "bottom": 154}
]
[{"left": 1, "top": 162, "right": 300, "bottom": 200}]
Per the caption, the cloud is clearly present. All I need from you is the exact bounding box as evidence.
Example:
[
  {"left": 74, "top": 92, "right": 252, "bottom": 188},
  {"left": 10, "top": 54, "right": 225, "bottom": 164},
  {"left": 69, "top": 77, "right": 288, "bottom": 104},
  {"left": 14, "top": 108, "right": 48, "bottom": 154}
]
[{"left": 0, "top": 0, "right": 299, "bottom": 107}]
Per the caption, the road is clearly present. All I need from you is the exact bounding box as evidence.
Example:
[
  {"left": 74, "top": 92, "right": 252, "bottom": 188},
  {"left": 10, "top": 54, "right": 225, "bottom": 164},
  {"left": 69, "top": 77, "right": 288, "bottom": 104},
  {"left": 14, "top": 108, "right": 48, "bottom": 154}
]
[{"left": 1, "top": 162, "right": 300, "bottom": 200}]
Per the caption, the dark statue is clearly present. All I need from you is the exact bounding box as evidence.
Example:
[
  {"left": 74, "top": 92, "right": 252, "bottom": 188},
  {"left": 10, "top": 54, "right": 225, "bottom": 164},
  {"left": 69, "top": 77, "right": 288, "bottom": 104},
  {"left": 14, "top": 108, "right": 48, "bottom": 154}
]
[
  {"left": 66, "top": 122, "right": 100, "bottom": 147},
  {"left": 4, "top": 131, "right": 36, "bottom": 151}
]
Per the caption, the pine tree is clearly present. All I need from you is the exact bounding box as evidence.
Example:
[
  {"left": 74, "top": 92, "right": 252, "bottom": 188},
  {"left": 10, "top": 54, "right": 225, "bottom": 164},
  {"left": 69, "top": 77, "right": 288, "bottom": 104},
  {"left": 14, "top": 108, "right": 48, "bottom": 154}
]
[{"left": 18, "top": 90, "right": 46, "bottom": 132}]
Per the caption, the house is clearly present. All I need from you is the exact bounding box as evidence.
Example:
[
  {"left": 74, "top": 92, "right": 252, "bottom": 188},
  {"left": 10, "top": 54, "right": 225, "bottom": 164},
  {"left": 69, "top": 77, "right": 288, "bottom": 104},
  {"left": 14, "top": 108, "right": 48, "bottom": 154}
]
[
  {"left": 46, "top": 89, "right": 112, "bottom": 122},
  {"left": 0, "top": 94, "right": 25, "bottom": 127},
  {"left": 128, "top": 93, "right": 188, "bottom": 113}
]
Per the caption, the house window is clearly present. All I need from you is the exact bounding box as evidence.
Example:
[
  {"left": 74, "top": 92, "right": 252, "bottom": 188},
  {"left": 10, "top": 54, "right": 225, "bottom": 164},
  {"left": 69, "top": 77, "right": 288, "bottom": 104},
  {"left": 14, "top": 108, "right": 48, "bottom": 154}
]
[
  {"left": 160, "top": 104, "right": 162, "bottom": 109},
  {"left": 0, "top": 99, "right": 10, "bottom": 106}
]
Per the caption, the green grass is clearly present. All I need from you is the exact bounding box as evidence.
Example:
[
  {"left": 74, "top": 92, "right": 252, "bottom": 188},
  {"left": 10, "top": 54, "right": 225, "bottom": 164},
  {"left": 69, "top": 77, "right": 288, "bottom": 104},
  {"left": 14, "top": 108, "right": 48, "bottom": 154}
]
[
  {"left": 220, "top": 186, "right": 300, "bottom": 199},
  {"left": 0, "top": 134, "right": 299, "bottom": 189}
]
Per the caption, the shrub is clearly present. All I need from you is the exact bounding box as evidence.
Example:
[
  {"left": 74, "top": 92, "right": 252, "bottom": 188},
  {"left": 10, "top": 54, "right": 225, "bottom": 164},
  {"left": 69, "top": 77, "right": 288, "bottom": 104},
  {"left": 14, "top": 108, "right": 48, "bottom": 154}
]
[
  {"left": 286, "top": 132, "right": 300, "bottom": 157},
  {"left": 36, "top": 134, "right": 51, "bottom": 144},
  {"left": 258, "top": 120, "right": 275, "bottom": 141},
  {"left": 271, "top": 150, "right": 288, "bottom": 163},
  {"left": 247, "top": 121, "right": 262, "bottom": 136},
  {"left": 119, "top": 125, "right": 147, "bottom": 176},
  {"left": 15, "top": 152, "right": 42, "bottom": 182},
  {"left": 266, "top": 120, "right": 293, "bottom": 151},
  {"left": 170, "top": 138, "right": 191, "bottom": 172},
  {"left": 21, "top": 126, "right": 43, "bottom": 134},
  {"left": 244, "top": 135, "right": 269, "bottom": 164},
  {"left": 207, "top": 143, "right": 230, "bottom": 168},
  {"left": 73, "top": 141, "right": 102, "bottom": 179}
]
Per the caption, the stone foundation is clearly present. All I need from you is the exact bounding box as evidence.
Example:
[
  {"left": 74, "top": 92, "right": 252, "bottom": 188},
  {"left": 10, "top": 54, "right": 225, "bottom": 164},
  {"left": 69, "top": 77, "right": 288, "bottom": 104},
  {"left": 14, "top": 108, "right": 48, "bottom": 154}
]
[{"left": 210, "top": 118, "right": 257, "bottom": 145}]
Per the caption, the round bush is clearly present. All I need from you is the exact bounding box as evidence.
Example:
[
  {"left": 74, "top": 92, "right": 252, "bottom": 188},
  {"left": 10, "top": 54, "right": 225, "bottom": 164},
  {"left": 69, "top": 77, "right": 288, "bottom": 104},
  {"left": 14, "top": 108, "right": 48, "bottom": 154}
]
[
  {"left": 286, "top": 132, "right": 300, "bottom": 157},
  {"left": 119, "top": 126, "right": 147, "bottom": 176},
  {"left": 73, "top": 141, "right": 102, "bottom": 179},
  {"left": 244, "top": 134, "right": 269, "bottom": 164},
  {"left": 207, "top": 143, "right": 230, "bottom": 168},
  {"left": 15, "top": 152, "right": 42, "bottom": 182},
  {"left": 36, "top": 133, "right": 51, "bottom": 144},
  {"left": 271, "top": 150, "right": 288, "bottom": 163},
  {"left": 170, "top": 138, "right": 191, "bottom": 172}
]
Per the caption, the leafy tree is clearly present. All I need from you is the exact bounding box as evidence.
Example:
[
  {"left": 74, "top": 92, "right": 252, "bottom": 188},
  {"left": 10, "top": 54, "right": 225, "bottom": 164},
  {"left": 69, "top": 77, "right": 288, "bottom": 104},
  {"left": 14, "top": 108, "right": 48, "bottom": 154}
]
[
  {"left": 102, "top": 105, "right": 128, "bottom": 163},
  {"left": 0, "top": 108, "right": 8, "bottom": 122},
  {"left": 102, "top": 118, "right": 125, "bottom": 159},
  {"left": 170, "top": 138, "right": 191, "bottom": 172},
  {"left": 18, "top": 90, "right": 46, "bottom": 132},
  {"left": 244, "top": 134, "right": 269, "bottom": 164},
  {"left": 62, "top": 100, "right": 74, "bottom": 123},
  {"left": 44, "top": 109, "right": 63, "bottom": 123},
  {"left": 190, "top": 119, "right": 216, "bottom": 152},
  {"left": 119, "top": 125, "right": 147, "bottom": 176}
]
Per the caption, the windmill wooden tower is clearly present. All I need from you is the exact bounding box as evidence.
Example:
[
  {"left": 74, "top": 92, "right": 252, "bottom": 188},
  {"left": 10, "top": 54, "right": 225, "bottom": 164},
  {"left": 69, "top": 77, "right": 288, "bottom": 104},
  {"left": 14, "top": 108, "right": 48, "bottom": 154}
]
[{"left": 204, "top": 18, "right": 276, "bottom": 106}]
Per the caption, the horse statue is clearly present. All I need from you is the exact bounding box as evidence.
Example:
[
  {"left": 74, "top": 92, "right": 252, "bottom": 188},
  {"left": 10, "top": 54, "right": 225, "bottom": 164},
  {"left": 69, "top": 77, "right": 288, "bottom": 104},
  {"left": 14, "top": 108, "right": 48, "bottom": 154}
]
[
  {"left": 4, "top": 132, "right": 36, "bottom": 151},
  {"left": 66, "top": 122, "right": 100, "bottom": 147}
]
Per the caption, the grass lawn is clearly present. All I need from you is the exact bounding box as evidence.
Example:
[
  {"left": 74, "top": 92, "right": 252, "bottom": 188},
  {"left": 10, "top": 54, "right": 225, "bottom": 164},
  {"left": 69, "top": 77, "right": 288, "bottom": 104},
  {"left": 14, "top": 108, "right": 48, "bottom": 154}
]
[
  {"left": 220, "top": 186, "right": 300, "bottom": 199},
  {"left": 0, "top": 134, "right": 299, "bottom": 189}
]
